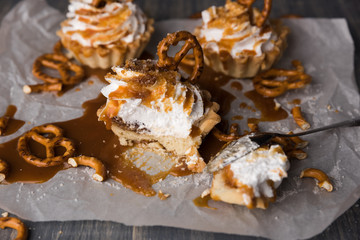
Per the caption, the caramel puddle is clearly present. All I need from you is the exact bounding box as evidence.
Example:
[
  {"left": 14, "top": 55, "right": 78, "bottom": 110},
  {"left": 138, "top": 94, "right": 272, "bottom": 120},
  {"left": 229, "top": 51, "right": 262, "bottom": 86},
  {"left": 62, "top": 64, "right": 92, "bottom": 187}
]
[{"left": 0, "top": 105, "right": 25, "bottom": 136}]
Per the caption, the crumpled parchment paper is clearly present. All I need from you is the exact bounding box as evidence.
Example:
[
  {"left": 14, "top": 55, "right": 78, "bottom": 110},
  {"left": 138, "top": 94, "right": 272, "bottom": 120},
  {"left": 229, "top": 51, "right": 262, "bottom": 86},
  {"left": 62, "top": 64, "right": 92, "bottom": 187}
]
[{"left": 0, "top": 0, "right": 360, "bottom": 239}]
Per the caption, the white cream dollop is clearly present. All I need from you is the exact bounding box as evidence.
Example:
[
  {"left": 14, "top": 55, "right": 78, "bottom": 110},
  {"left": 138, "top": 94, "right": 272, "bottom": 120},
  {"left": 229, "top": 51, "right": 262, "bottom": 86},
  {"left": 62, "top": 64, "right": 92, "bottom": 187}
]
[
  {"left": 61, "top": 1, "right": 147, "bottom": 47},
  {"left": 228, "top": 145, "right": 289, "bottom": 198},
  {"left": 100, "top": 66, "right": 205, "bottom": 139}
]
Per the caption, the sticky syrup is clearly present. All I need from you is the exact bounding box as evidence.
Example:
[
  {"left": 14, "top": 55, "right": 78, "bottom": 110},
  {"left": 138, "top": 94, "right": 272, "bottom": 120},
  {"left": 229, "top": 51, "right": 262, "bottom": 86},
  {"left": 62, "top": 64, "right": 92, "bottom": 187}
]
[
  {"left": 193, "top": 195, "right": 216, "bottom": 210},
  {"left": 1, "top": 95, "right": 191, "bottom": 196},
  {"left": 245, "top": 90, "right": 288, "bottom": 122},
  {"left": 0, "top": 105, "right": 25, "bottom": 136}
]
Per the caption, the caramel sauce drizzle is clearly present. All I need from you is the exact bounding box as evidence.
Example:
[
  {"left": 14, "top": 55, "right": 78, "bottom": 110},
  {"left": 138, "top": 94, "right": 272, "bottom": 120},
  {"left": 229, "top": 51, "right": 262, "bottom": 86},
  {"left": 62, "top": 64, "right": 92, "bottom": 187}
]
[
  {"left": 193, "top": 194, "right": 216, "bottom": 210},
  {"left": 0, "top": 105, "right": 25, "bottom": 137},
  {"left": 244, "top": 90, "right": 288, "bottom": 122},
  {"left": 0, "top": 94, "right": 191, "bottom": 196}
]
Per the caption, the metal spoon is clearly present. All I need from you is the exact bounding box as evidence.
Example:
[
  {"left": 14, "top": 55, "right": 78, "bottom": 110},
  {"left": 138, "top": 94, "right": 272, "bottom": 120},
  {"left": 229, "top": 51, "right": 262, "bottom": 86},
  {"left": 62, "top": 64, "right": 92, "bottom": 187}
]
[{"left": 207, "top": 118, "right": 360, "bottom": 173}]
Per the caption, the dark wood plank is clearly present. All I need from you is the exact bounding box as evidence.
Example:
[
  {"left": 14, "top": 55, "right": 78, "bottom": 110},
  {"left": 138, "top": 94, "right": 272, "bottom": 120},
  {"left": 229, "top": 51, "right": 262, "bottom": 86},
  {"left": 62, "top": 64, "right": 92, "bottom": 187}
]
[{"left": 0, "top": 0, "right": 360, "bottom": 239}]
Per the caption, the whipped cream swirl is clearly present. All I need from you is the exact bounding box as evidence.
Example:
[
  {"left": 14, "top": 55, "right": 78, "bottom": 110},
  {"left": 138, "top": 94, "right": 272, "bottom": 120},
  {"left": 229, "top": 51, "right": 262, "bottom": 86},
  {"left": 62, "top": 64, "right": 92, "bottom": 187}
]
[
  {"left": 229, "top": 145, "right": 289, "bottom": 198},
  {"left": 61, "top": 1, "right": 147, "bottom": 47},
  {"left": 100, "top": 63, "right": 205, "bottom": 139},
  {"left": 198, "top": 2, "right": 277, "bottom": 57}
]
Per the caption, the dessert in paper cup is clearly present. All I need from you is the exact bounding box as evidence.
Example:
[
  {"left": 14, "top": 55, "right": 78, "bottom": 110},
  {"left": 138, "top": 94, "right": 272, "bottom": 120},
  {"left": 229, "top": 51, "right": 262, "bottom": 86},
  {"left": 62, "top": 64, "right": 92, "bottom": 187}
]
[
  {"left": 57, "top": 0, "right": 154, "bottom": 69},
  {"left": 194, "top": 0, "right": 289, "bottom": 78}
]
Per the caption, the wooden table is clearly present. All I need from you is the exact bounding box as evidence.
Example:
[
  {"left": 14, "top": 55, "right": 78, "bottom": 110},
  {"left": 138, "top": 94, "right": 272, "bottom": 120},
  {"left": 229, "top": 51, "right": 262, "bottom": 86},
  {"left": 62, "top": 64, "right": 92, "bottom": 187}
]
[{"left": 1, "top": 0, "right": 359, "bottom": 239}]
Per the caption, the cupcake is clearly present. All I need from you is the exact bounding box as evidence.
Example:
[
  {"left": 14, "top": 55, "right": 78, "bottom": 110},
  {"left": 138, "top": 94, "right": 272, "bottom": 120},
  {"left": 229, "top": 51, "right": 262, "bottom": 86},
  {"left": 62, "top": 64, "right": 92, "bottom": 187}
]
[
  {"left": 194, "top": 0, "right": 289, "bottom": 78},
  {"left": 57, "top": 0, "right": 154, "bottom": 69},
  {"left": 97, "top": 31, "right": 221, "bottom": 173}
]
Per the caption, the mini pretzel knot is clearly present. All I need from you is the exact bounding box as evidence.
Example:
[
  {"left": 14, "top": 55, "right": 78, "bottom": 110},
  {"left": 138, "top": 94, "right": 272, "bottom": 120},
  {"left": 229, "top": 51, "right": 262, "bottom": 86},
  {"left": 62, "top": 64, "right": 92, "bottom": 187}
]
[
  {"left": 17, "top": 124, "right": 75, "bottom": 167},
  {"left": 156, "top": 31, "right": 204, "bottom": 84},
  {"left": 238, "top": 0, "right": 272, "bottom": 27},
  {"left": 32, "top": 53, "right": 84, "bottom": 86},
  {"left": 253, "top": 60, "right": 312, "bottom": 98}
]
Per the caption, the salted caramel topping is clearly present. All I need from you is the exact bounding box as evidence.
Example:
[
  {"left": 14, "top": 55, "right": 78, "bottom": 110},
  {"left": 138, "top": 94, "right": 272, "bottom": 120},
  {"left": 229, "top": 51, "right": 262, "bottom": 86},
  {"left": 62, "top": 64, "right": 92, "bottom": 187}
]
[
  {"left": 60, "top": 1, "right": 147, "bottom": 47},
  {"left": 197, "top": 1, "right": 276, "bottom": 57},
  {"left": 100, "top": 60, "right": 206, "bottom": 139}
]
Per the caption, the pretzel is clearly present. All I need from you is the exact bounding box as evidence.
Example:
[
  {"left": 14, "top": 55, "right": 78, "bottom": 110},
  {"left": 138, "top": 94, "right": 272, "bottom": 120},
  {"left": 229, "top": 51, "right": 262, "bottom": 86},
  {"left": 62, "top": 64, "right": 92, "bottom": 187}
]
[
  {"left": 287, "top": 149, "right": 307, "bottom": 160},
  {"left": 271, "top": 136, "right": 294, "bottom": 150},
  {"left": 32, "top": 53, "right": 69, "bottom": 84},
  {"left": 300, "top": 168, "right": 333, "bottom": 192},
  {"left": 53, "top": 41, "right": 66, "bottom": 56},
  {"left": 156, "top": 31, "right": 204, "bottom": 83},
  {"left": 62, "top": 61, "right": 85, "bottom": 85},
  {"left": 238, "top": 0, "right": 272, "bottom": 27},
  {"left": 0, "top": 158, "right": 9, "bottom": 183},
  {"left": 68, "top": 156, "right": 107, "bottom": 182},
  {"left": 180, "top": 53, "right": 196, "bottom": 66},
  {"left": 23, "top": 83, "right": 62, "bottom": 94},
  {"left": 212, "top": 123, "right": 240, "bottom": 142},
  {"left": 291, "top": 106, "right": 310, "bottom": 130},
  {"left": 32, "top": 53, "right": 84, "bottom": 86},
  {"left": 288, "top": 131, "right": 309, "bottom": 148},
  {"left": 253, "top": 60, "right": 311, "bottom": 98},
  {"left": 0, "top": 217, "right": 28, "bottom": 240},
  {"left": 17, "top": 124, "right": 75, "bottom": 167}
]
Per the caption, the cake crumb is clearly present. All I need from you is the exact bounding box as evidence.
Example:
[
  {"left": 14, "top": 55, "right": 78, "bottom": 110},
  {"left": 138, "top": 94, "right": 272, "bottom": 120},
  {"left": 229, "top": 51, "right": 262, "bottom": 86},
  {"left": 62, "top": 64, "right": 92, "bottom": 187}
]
[
  {"left": 201, "top": 188, "right": 210, "bottom": 198},
  {"left": 1, "top": 212, "right": 9, "bottom": 217},
  {"left": 274, "top": 99, "right": 281, "bottom": 111},
  {"left": 158, "top": 190, "right": 170, "bottom": 200}
]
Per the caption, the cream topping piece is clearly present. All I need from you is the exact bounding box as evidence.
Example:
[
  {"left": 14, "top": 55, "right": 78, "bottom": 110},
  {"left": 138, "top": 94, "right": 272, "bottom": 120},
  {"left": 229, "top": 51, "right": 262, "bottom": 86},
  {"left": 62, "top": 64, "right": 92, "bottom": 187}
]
[
  {"left": 61, "top": 1, "right": 147, "bottom": 47},
  {"left": 228, "top": 145, "right": 289, "bottom": 198},
  {"left": 100, "top": 62, "right": 205, "bottom": 139},
  {"left": 198, "top": 1, "right": 276, "bottom": 57}
]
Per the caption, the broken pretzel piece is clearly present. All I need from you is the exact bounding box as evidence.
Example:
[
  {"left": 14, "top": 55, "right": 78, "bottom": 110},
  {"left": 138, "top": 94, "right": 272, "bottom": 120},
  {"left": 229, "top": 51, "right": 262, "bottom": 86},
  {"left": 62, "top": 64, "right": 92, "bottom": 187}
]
[
  {"left": 253, "top": 60, "right": 311, "bottom": 98},
  {"left": 23, "top": 83, "right": 62, "bottom": 94},
  {"left": 212, "top": 126, "right": 240, "bottom": 142},
  {"left": 0, "top": 158, "right": 9, "bottom": 183},
  {"left": 0, "top": 217, "right": 28, "bottom": 240},
  {"left": 291, "top": 106, "right": 310, "bottom": 130},
  {"left": 68, "top": 156, "right": 107, "bottom": 182},
  {"left": 288, "top": 131, "right": 309, "bottom": 149},
  {"left": 287, "top": 149, "right": 307, "bottom": 160},
  {"left": 300, "top": 168, "right": 333, "bottom": 192}
]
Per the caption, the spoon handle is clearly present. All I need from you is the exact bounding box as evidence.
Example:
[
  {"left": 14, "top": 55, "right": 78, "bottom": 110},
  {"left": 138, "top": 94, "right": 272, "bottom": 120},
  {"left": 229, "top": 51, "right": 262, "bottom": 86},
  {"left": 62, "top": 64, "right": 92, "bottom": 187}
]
[{"left": 280, "top": 118, "right": 360, "bottom": 138}]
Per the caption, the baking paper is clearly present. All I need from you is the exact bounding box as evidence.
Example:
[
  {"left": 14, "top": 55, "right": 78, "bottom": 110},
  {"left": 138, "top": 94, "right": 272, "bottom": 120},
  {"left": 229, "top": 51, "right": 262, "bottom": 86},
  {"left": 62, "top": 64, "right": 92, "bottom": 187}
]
[{"left": 0, "top": 0, "right": 359, "bottom": 239}]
